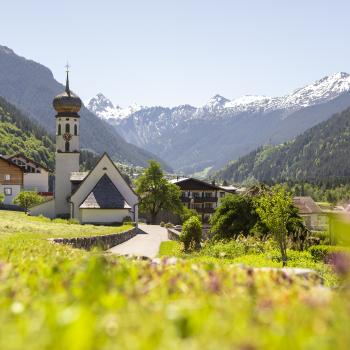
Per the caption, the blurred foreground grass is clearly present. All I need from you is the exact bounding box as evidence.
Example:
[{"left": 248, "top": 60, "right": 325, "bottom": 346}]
[{"left": 0, "top": 210, "right": 350, "bottom": 349}]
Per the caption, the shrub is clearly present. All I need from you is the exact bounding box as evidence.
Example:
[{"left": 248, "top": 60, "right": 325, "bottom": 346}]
[
  {"left": 180, "top": 206, "right": 200, "bottom": 223},
  {"left": 165, "top": 222, "right": 173, "bottom": 228},
  {"left": 68, "top": 218, "right": 79, "bottom": 225},
  {"left": 311, "top": 231, "right": 331, "bottom": 245},
  {"left": 180, "top": 216, "right": 202, "bottom": 251},
  {"left": 160, "top": 221, "right": 165, "bottom": 227},
  {"left": 0, "top": 192, "right": 4, "bottom": 204},
  {"left": 210, "top": 195, "right": 260, "bottom": 240},
  {"left": 13, "top": 191, "right": 44, "bottom": 212},
  {"left": 308, "top": 245, "right": 350, "bottom": 262},
  {"left": 122, "top": 216, "right": 132, "bottom": 224}
]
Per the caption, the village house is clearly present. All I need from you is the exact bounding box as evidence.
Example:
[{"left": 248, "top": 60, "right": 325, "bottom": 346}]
[
  {"left": 171, "top": 177, "right": 232, "bottom": 222},
  {"left": 293, "top": 196, "right": 328, "bottom": 231},
  {"left": 0, "top": 154, "right": 50, "bottom": 205},
  {"left": 30, "top": 70, "right": 138, "bottom": 224}
]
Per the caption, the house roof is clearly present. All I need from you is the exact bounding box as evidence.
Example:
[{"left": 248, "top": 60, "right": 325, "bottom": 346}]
[
  {"left": 293, "top": 196, "right": 323, "bottom": 214},
  {"left": 70, "top": 171, "right": 89, "bottom": 182},
  {"left": 0, "top": 155, "right": 23, "bottom": 171},
  {"left": 170, "top": 177, "right": 224, "bottom": 191},
  {"left": 6, "top": 153, "right": 51, "bottom": 172},
  {"left": 79, "top": 174, "right": 131, "bottom": 209}
]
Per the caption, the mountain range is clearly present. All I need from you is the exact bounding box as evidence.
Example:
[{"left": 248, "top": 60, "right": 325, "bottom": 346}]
[
  {"left": 0, "top": 45, "right": 171, "bottom": 171},
  {"left": 87, "top": 73, "right": 350, "bottom": 174},
  {"left": 214, "top": 107, "right": 350, "bottom": 186}
]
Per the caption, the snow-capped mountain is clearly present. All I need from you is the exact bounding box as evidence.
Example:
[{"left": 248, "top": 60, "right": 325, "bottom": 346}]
[
  {"left": 85, "top": 93, "right": 143, "bottom": 121},
  {"left": 86, "top": 73, "right": 350, "bottom": 174}
]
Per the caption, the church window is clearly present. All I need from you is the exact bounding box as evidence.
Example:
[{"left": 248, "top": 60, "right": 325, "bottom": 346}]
[
  {"left": 65, "top": 141, "right": 70, "bottom": 152},
  {"left": 58, "top": 124, "right": 61, "bottom": 135},
  {"left": 74, "top": 124, "right": 78, "bottom": 136},
  {"left": 65, "top": 123, "right": 70, "bottom": 133}
]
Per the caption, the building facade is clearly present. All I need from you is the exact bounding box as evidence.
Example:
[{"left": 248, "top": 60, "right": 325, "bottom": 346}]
[
  {"left": 171, "top": 178, "right": 230, "bottom": 222},
  {"left": 0, "top": 156, "right": 23, "bottom": 204}
]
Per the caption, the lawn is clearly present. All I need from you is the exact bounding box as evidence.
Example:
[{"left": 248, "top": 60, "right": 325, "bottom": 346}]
[
  {"left": 0, "top": 210, "right": 132, "bottom": 238},
  {"left": 0, "top": 210, "right": 350, "bottom": 349}
]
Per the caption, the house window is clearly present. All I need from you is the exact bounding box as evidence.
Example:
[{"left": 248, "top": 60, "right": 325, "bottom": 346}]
[
  {"left": 74, "top": 124, "right": 78, "bottom": 136},
  {"left": 65, "top": 123, "right": 70, "bottom": 133},
  {"left": 219, "top": 192, "right": 225, "bottom": 198},
  {"left": 193, "top": 192, "right": 200, "bottom": 198},
  {"left": 4, "top": 188, "right": 12, "bottom": 196},
  {"left": 58, "top": 124, "right": 61, "bottom": 135},
  {"left": 65, "top": 141, "right": 70, "bottom": 152},
  {"left": 204, "top": 203, "right": 213, "bottom": 208},
  {"left": 4, "top": 174, "right": 10, "bottom": 181},
  {"left": 204, "top": 192, "right": 212, "bottom": 198}
]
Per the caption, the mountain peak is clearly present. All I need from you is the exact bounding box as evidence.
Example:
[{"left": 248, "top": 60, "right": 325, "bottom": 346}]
[
  {"left": 205, "top": 94, "right": 230, "bottom": 109},
  {"left": 0, "top": 45, "right": 15, "bottom": 56}
]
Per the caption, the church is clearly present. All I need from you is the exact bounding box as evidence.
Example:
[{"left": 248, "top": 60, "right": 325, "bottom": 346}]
[{"left": 30, "top": 71, "right": 139, "bottom": 224}]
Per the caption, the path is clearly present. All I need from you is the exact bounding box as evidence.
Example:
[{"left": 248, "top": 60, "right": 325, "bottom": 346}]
[{"left": 109, "top": 224, "right": 168, "bottom": 259}]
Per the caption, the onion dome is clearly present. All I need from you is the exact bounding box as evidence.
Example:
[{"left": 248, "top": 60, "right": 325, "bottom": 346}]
[{"left": 53, "top": 70, "right": 82, "bottom": 114}]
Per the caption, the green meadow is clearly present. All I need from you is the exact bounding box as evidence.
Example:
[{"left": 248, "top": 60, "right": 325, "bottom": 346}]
[{"left": 0, "top": 210, "right": 349, "bottom": 350}]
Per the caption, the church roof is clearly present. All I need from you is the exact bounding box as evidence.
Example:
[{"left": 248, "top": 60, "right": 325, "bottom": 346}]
[
  {"left": 79, "top": 174, "right": 131, "bottom": 209},
  {"left": 70, "top": 171, "right": 89, "bottom": 182}
]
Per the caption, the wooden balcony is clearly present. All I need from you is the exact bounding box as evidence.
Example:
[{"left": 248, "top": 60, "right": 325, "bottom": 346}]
[
  {"left": 180, "top": 196, "right": 218, "bottom": 203},
  {"left": 195, "top": 207, "right": 215, "bottom": 214}
]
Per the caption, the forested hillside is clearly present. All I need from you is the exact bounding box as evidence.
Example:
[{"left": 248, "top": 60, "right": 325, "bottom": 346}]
[
  {"left": 0, "top": 96, "right": 55, "bottom": 169},
  {"left": 216, "top": 107, "right": 350, "bottom": 185},
  {"left": 0, "top": 45, "right": 171, "bottom": 170},
  {"left": 0, "top": 96, "right": 138, "bottom": 181}
]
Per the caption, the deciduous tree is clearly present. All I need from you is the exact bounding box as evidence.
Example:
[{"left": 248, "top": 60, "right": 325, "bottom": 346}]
[{"left": 136, "top": 161, "right": 182, "bottom": 224}]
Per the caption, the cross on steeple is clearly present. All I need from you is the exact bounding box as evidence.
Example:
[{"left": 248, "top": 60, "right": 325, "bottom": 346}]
[{"left": 65, "top": 62, "right": 71, "bottom": 96}]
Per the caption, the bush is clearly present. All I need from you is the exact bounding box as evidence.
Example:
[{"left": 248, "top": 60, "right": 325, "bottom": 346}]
[
  {"left": 308, "top": 245, "right": 350, "bottom": 262},
  {"left": 160, "top": 221, "right": 165, "bottom": 227},
  {"left": 68, "top": 218, "right": 79, "bottom": 225},
  {"left": 311, "top": 231, "right": 331, "bottom": 245},
  {"left": 180, "top": 216, "right": 202, "bottom": 251},
  {"left": 180, "top": 206, "right": 200, "bottom": 223},
  {"left": 210, "top": 195, "right": 260, "bottom": 240},
  {"left": 165, "top": 222, "right": 173, "bottom": 228},
  {"left": 13, "top": 191, "right": 44, "bottom": 212},
  {"left": 122, "top": 216, "right": 132, "bottom": 224}
]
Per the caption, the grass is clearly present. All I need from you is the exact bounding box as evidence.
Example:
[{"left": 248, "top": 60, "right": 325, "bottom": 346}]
[
  {"left": 1, "top": 210, "right": 350, "bottom": 349},
  {"left": 0, "top": 210, "right": 132, "bottom": 238},
  {"left": 158, "top": 240, "right": 339, "bottom": 287}
]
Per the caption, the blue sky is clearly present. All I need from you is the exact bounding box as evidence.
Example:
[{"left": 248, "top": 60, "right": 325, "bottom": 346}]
[{"left": 1, "top": 0, "right": 350, "bottom": 107}]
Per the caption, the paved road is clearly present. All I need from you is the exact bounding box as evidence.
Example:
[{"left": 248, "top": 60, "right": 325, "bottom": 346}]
[{"left": 109, "top": 224, "right": 168, "bottom": 258}]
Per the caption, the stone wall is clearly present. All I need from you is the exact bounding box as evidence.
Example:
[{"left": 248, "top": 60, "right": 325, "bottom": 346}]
[
  {"left": 167, "top": 228, "right": 181, "bottom": 241},
  {"left": 49, "top": 227, "right": 142, "bottom": 251}
]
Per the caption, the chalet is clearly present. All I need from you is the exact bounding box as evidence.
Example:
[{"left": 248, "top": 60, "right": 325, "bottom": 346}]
[
  {"left": 293, "top": 196, "right": 328, "bottom": 231},
  {"left": 0, "top": 155, "right": 23, "bottom": 204},
  {"left": 171, "top": 178, "right": 230, "bottom": 222},
  {"left": 0, "top": 153, "right": 51, "bottom": 204},
  {"left": 6, "top": 153, "right": 49, "bottom": 193}
]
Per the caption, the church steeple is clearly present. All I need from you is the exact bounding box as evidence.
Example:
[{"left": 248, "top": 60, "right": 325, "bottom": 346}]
[
  {"left": 53, "top": 66, "right": 81, "bottom": 216},
  {"left": 65, "top": 63, "right": 71, "bottom": 97}
]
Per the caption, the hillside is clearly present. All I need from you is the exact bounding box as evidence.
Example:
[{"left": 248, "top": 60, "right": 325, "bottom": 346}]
[
  {"left": 0, "top": 96, "right": 55, "bottom": 169},
  {"left": 0, "top": 45, "right": 170, "bottom": 170},
  {"left": 215, "top": 107, "right": 350, "bottom": 185},
  {"left": 87, "top": 73, "right": 350, "bottom": 173}
]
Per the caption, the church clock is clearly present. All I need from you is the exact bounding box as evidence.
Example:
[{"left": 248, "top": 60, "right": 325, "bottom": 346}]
[{"left": 63, "top": 132, "right": 72, "bottom": 142}]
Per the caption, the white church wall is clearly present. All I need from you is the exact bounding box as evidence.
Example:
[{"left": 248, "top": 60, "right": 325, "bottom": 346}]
[
  {"left": 29, "top": 199, "right": 55, "bottom": 218},
  {"left": 70, "top": 154, "right": 139, "bottom": 222},
  {"left": 80, "top": 208, "right": 130, "bottom": 224}
]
